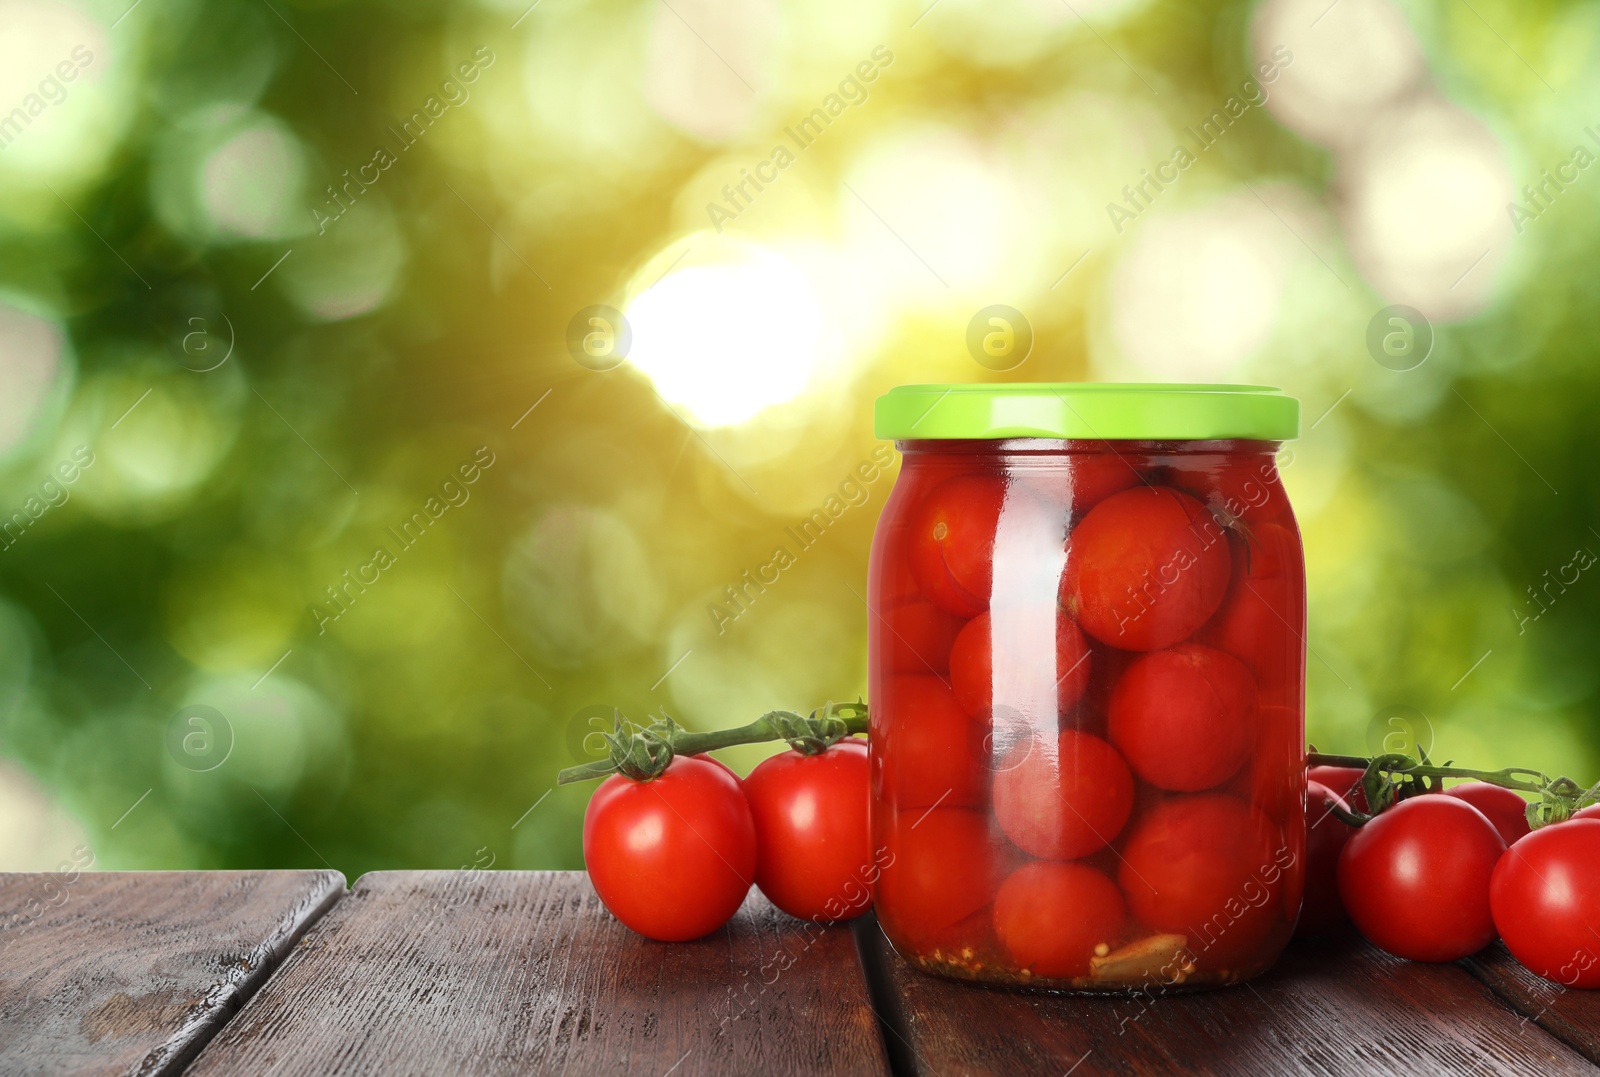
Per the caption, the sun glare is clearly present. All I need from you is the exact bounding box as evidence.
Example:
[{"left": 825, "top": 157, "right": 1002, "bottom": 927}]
[{"left": 624, "top": 242, "right": 825, "bottom": 428}]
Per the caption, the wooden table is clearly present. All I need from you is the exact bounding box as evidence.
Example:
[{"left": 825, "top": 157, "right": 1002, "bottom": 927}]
[{"left": 2, "top": 870, "right": 1598, "bottom": 1075}]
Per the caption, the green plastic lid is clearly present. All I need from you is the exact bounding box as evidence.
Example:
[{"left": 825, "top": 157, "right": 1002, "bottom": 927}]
[{"left": 874, "top": 383, "right": 1299, "bottom": 441}]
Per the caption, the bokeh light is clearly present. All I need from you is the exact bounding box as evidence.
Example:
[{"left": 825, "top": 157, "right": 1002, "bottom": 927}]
[
  {"left": 0, "top": 297, "right": 69, "bottom": 459},
  {"left": 841, "top": 125, "right": 1032, "bottom": 304},
  {"left": 1254, "top": 0, "right": 1426, "bottom": 148},
  {"left": 643, "top": 0, "right": 777, "bottom": 142},
  {"left": 0, "top": 0, "right": 119, "bottom": 188},
  {"left": 1340, "top": 95, "right": 1514, "bottom": 319},
  {"left": 625, "top": 237, "right": 833, "bottom": 426},
  {"left": 151, "top": 106, "right": 310, "bottom": 244},
  {"left": 0, "top": 0, "right": 1593, "bottom": 877},
  {"left": 1106, "top": 194, "right": 1292, "bottom": 379}
]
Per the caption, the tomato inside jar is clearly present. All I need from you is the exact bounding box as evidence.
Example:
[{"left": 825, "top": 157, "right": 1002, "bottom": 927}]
[{"left": 867, "top": 383, "right": 1305, "bottom": 992}]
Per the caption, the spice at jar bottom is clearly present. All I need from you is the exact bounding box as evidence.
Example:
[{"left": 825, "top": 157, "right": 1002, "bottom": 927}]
[{"left": 868, "top": 383, "right": 1305, "bottom": 993}]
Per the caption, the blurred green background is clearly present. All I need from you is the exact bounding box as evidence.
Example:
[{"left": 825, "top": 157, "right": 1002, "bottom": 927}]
[{"left": 0, "top": 0, "right": 1594, "bottom": 875}]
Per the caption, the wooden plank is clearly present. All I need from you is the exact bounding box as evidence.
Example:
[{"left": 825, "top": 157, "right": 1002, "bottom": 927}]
[
  {"left": 859, "top": 919, "right": 1599, "bottom": 1076},
  {"left": 0, "top": 869, "right": 345, "bottom": 1077},
  {"left": 186, "top": 871, "right": 891, "bottom": 1077},
  {"left": 1465, "top": 943, "right": 1600, "bottom": 1064}
]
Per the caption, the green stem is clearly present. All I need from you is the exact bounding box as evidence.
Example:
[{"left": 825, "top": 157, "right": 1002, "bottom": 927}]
[
  {"left": 1309, "top": 751, "right": 1551, "bottom": 794},
  {"left": 556, "top": 702, "right": 868, "bottom": 785},
  {"left": 1308, "top": 751, "right": 1600, "bottom": 826}
]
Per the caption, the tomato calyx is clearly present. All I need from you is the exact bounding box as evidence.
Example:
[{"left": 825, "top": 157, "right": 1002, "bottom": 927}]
[
  {"left": 1529, "top": 775, "right": 1600, "bottom": 827},
  {"left": 1308, "top": 750, "right": 1600, "bottom": 829},
  {"left": 557, "top": 700, "right": 869, "bottom": 784},
  {"left": 770, "top": 706, "right": 859, "bottom": 756},
  {"left": 601, "top": 711, "right": 679, "bottom": 783}
]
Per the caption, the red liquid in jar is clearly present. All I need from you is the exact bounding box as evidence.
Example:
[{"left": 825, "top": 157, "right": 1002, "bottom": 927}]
[{"left": 868, "top": 439, "right": 1306, "bottom": 992}]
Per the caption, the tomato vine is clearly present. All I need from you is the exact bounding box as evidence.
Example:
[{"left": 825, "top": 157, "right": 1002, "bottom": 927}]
[
  {"left": 1307, "top": 750, "right": 1600, "bottom": 829},
  {"left": 556, "top": 701, "right": 867, "bottom": 785}
]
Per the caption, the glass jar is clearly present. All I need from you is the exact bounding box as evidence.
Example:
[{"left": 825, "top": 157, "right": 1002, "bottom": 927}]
[{"left": 867, "top": 384, "right": 1305, "bottom": 993}]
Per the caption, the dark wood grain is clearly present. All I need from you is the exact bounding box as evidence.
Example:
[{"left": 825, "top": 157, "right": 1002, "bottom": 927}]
[
  {"left": 1465, "top": 944, "right": 1600, "bottom": 1064},
  {"left": 860, "top": 919, "right": 1600, "bottom": 1076},
  {"left": 0, "top": 870, "right": 344, "bottom": 1077},
  {"left": 185, "top": 870, "right": 891, "bottom": 1077}
]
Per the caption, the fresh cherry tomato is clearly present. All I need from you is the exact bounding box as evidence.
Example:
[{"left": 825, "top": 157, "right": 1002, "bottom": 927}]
[
  {"left": 881, "top": 598, "right": 962, "bottom": 676},
  {"left": 872, "top": 676, "right": 985, "bottom": 809},
  {"left": 583, "top": 755, "right": 756, "bottom": 942},
  {"left": 1117, "top": 793, "right": 1285, "bottom": 969},
  {"left": 875, "top": 807, "right": 1004, "bottom": 952},
  {"left": 908, "top": 475, "right": 1003, "bottom": 617},
  {"left": 993, "top": 860, "right": 1127, "bottom": 978},
  {"left": 993, "top": 730, "right": 1133, "bottom": 859},
  {"left": 1490, "top": 819, "right": 1600, "bottom": 988},
  {"left": 1443, "top": 782, "right": 1532, "bottom": 846},
  {"left": 1296, "top": 780, "right": 1356, "bottom": 937},
  {"left": 693, "top": 753, "right": 740, "bottom": 783},
  {"left": 1308, "top": 764, "right": 1368, "bottom": 813},
  {"left": 1573, "top": 805, "right": 1600, "bottom": 822},
  {"left": 1108, "top": 643, "right": 1254, "bottom": 792},
  {"left": 948, "top": 610, "right": 1091, "bottom": 721},
  {"left": 1337, "top": 795, "right": 1505, "bottom": 962},
  {"left": 745, "top": 739, "right": 872, "bottom": 923},
  {"left": 1062, "top": 486, "right": 1232, "bottom": 651}
]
